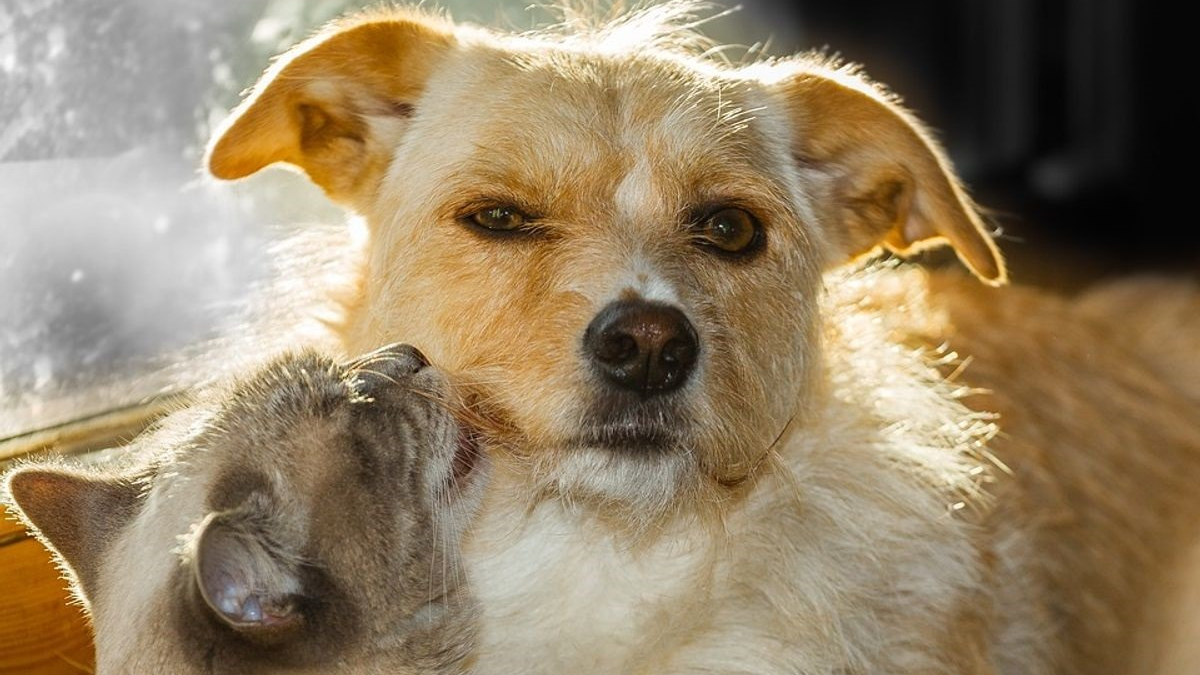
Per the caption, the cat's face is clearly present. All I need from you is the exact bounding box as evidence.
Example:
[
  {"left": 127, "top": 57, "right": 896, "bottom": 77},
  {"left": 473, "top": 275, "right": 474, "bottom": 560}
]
[{"left": 7, "top": 344, "right": 484, "bottom": 675}]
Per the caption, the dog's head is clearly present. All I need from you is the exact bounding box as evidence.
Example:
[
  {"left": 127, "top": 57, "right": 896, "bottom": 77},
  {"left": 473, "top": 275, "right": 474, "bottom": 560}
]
[
  {"left": 207, "top": 4, "right": 1004, "bottom": 522},
  {"left": 5, "top": 345, "right": 482, "bottom": 674}
]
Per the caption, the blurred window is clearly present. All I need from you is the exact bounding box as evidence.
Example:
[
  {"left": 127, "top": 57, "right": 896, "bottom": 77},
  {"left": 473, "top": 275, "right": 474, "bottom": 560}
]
[{"left": 0, "top": 0, "right": 353, "bottom": 442}]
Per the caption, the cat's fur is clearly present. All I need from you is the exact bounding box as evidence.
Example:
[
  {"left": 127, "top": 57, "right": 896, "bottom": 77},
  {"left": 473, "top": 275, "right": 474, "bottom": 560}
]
[{"left": 5, "top": 344, "right": 485, "bottom": 675}]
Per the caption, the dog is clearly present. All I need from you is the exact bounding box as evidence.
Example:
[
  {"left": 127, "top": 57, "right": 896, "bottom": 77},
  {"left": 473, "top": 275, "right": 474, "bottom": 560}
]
[
  {"left": 5, "top": 345, "right": 486, "bottom": 674},
  {"left": 33, "top": 2, "right": 1192, "bottom": 673}
]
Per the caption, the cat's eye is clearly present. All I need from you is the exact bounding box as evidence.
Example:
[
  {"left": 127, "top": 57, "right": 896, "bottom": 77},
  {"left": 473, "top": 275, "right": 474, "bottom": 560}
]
[
  {"left": 694, "top": 208, "right": 762, "bottom": 255},
  {"left": 470, "top": 205, "right": 527, "bottom": 232}
]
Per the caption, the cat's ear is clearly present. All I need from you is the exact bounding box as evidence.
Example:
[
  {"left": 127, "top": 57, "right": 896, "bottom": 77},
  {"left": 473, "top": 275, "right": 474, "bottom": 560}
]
[
  {"left": 192, "top": 501, "right": 305, "bottom": 641},
  {"left": 5, "top": 466, "right": 142, "bottom": 601}
]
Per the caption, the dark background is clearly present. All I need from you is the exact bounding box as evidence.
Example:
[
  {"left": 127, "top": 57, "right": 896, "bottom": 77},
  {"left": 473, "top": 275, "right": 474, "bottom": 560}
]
[{"left": 755, "top": 0, "right": 1197, "bottom": 286}]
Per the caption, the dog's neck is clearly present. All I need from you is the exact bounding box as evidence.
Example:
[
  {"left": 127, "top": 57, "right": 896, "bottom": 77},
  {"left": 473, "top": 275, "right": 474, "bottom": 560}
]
[{"left": 461, "top": 490, "right": 723, "bottom": 674}]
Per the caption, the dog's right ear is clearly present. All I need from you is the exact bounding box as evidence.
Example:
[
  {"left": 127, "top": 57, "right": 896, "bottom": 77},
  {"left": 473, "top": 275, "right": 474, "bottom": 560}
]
[{"left": 206, "top": 11, "right": 456, "bottom": 207}]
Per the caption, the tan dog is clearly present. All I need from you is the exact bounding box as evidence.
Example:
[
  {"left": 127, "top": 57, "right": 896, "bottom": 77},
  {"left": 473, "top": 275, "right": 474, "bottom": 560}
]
[
  {"left": 6, "top": 345, "right": 485, "bottom": 674},
  {"left": 190, "top": 2, "right": 1200, "bottom": 673}
]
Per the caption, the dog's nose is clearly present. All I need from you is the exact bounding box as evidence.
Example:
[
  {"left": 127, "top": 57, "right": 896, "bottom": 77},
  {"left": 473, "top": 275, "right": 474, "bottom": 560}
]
[{"left": 584, "top": 300, "right": 699, "bottom": 396}]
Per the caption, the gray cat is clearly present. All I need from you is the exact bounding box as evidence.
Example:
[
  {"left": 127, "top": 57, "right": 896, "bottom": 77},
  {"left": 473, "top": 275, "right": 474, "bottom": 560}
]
[{"left": 5, "top": 344, "right": 485, "bottom": 674}]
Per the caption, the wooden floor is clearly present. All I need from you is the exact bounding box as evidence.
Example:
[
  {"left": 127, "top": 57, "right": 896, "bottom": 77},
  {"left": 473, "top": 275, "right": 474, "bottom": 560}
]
[
  {"left": 0, "top": 397, "right": 174, "bottom": 674},
  {"left": 0, "top": 516, "right": 94, "bottom": 674}
]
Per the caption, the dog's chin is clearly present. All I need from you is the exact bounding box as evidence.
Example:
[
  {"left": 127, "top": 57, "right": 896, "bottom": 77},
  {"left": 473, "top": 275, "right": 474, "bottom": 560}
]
[
  {"left": 533, "top": 395, "right": 703, "bottom": 511},
  {"left": 572, "top": 393, "right": 696, "bottom": 451},
  {"left": 569, "top": 423, "right": 679, "bottom": 453},
  {"left": 547, "top": 424, "right": 696, "bottom": 513},
  {"left": 553, "top": 447, "right": 694, "bottom": 511}
]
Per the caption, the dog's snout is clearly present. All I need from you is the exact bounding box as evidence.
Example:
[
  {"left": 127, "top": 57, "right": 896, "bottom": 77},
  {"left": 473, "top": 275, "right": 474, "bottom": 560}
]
[{"left": 584, "top": 300, "right": 699, "bottom": 396}]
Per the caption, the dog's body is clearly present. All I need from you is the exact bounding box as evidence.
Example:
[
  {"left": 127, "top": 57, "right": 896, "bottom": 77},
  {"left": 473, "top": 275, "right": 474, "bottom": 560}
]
[
  {"left": 6, "top": 346, "right": 486, "bottom": 674},
  {"left": 11, "top": 3, "right": 1199, "bottom": 673},
  {"left": 454, "top": 267, "right": 1200, "bottom": 675},
  {"left": 913, "top": 271, "right": 1200, "bottom": 675},
  {"left": 199, "top": 5, "right": 1198, "bottom": 673},
  {"left": 451, "top": 266, "right": 994, "bottom": 675}
]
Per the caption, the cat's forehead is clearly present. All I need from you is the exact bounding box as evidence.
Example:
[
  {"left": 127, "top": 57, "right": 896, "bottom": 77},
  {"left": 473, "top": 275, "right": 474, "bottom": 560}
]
[
  {"left": 203, "top": 353, "right": 433, "bottom": 452},
  {"left": 220, "top": 353, "right": 352, "bottom": 427}
]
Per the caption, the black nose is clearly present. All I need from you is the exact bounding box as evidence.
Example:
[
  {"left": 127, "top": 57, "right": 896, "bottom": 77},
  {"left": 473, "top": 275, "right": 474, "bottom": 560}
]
[{"left": 583, "top": 300, "right": 699, "bottom": 396}]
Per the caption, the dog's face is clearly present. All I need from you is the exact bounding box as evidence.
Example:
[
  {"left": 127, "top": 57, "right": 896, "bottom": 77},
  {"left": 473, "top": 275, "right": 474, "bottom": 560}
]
[
  {"left": 207, "top": 5, "right": 1005, "bottom": 519},
  {"left": 6, "top": 346, "right": 482, "bottom": 674},
  {"left": 354, "top": 50, "right": 828, "bottom": 514}
]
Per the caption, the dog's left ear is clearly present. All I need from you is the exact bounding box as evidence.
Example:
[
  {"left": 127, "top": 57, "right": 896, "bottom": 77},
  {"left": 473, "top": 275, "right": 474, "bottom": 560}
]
[
  {"left": 206, "top": 11, "right": 456, "bottom": 207},
  {"left": 777, "top": 64, "right": 1006, "bottom": 285}
]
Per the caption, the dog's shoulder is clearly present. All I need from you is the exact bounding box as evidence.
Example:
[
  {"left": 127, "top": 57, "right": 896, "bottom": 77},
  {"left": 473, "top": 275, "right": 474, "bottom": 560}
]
[{"left": 913, "top": 269, "right": 1200, "bottom": 672}]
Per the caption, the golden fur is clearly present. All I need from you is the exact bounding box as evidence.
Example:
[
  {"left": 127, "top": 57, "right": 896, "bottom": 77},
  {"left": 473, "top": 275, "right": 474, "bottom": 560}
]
[
  {"left": 208, "top": 4, "right": 1199, "bottom": 673},
  {"left": 13, "top": 3, "right": 1198, "bottom": 674}
]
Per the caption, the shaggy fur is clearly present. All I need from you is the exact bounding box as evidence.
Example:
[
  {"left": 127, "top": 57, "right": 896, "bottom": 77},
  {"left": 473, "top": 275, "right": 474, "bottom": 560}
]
[{"left": 203, "top": 4, "right": 1199, "bottom": 673}]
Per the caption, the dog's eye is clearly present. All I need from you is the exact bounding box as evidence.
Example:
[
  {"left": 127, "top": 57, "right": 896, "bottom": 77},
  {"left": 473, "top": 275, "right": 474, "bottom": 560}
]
[
  {"left": 470, "top": 206, "right": 527, "bottom": 232},
  {"left": 695, "top": 208, "right": 761, "bottom": 255}
]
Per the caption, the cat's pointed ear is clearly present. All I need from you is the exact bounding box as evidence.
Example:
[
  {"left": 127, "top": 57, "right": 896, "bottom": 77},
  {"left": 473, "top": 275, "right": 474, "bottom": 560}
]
[
  {"left": 193, "top": 503, "right": 305, "bottom": 641},
  {"left": 206, "top": 10, "right": 456, "bottom": 207},
  {"left": 4, "top": 467, "right": 142, "bottom": 600},
  {"left": 773, "top": 61, "right": 1006, "bottom": 285}
]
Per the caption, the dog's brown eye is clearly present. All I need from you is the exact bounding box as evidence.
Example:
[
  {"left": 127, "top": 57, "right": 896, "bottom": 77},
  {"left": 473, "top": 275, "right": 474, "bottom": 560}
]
[
  {"left": 696, "top": 208, "right": 761, "bottom": 254},
  {"left": 470, "top": 206, "right": 526, "bottom": 232}
]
